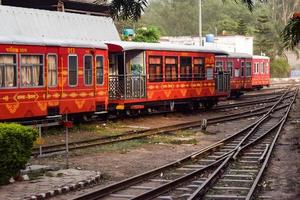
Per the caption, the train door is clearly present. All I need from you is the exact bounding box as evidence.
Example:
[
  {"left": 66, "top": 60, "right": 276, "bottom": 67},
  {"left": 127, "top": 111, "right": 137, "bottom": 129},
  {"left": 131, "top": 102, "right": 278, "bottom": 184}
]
[
  {"left": 109, "top": 53, "right": 124, "bottom": 99},
  {"left": 125, "top": 50, "right": 146, "bottom": 99}
]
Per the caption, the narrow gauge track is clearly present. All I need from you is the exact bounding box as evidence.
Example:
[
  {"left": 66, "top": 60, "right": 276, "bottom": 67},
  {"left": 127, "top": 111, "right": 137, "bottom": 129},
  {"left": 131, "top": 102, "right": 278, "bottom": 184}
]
[
  {"left": 72, "top": 88, "right": 297, "bottom": 200},
  {"left": 32, "top": 92, "right": 294, "bottom": 156}
]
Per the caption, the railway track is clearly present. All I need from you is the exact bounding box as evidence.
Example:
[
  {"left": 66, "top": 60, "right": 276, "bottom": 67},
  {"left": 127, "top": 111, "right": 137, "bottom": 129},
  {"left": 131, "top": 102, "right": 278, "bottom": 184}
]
[
  {"left": 32, "top": 93, "right": 291, "bottom": 156},
  {"left": 72, "top": 88, "right": 297, "bottom": 200}
]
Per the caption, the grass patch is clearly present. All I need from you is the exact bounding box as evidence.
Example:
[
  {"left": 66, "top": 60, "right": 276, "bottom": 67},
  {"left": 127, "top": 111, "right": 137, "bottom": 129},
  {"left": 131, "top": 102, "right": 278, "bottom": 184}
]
[
  {"left": 73, "top": 139, "right": 148, "bottom": 154},
  {"left": 43, "top": 121, "right": 131, "bottom": 137},
  {"left": 148, "top": 129, "right": 198, "bottom": 145}
]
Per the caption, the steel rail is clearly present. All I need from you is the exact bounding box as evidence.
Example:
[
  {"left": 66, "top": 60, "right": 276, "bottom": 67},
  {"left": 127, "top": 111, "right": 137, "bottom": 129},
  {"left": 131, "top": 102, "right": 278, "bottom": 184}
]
[
  {"left": 128, "top": 90, "right": 293, "bottom": 200},
  {"left": 186, "top": 89, "right": 297, "bottom": 200},
  {"left": 72, "top": 89, "right": 295, "bottom": 200},
  {"left": 245, "top": 88, "right": 298, "bottom": 200},
  {"left": 32, "top": 100, "right": 285, "bottom": 156}
]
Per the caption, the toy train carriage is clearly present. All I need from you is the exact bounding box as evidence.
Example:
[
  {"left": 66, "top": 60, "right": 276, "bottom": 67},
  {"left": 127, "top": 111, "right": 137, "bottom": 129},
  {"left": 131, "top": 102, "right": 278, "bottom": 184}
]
[
  {"left": 251, "top": 55, "right": 270, "bottom": 89},
  {"left": 0, "top": 44, "right": 108, "bottom": 121},
  {"left": 0, "top": 4, "right": 120, "bottom": 121},
  {"left": 216, "top": 53, "right": 252, "bottom": 97},
  {"left": 105, "top": 41, "right": 230, "bottom": 112}
]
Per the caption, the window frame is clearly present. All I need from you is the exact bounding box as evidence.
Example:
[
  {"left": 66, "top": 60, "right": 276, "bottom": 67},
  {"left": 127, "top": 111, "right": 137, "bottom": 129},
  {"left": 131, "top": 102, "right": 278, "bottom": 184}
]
[
  {"left": 226, "top": 61, "right": 233, "bottom": 77},
  {"left": 20, "top": 54, "right": 44, "bottom": 88},
  {"left": 180, "top": 56, "right": 192, "bottom": 81},
  {"left": 245, "top": 61, "right": 252, "bottom": 77},
  {"left": 148, "top": 56, "right": 163, "bottom": 82},
  {"left": 68, "top": 54, "right": 78, "bottom": 87},
  {"left": 0, "top": 53, "right": 18, "bottom": 89},
  {"left": 193, "top": 57, "right": 205, "bottom": 80},
  {"left": 165, "top": 56, "right": 178, "bottom": 82},
  {"left": 83, "top": 54, "right": 93, "bottom": 86},
  {"left": 47, "top": 53, "right": 58, "bottom": 88},
  {"left": 215, "top": 61, "right": 223, "bottom": 73},
  {"left": 254, "top": 63, "right": 259, "bottom": 74},
  {"left": 96, "top": 55, "right": 104, "bottom": 86}
]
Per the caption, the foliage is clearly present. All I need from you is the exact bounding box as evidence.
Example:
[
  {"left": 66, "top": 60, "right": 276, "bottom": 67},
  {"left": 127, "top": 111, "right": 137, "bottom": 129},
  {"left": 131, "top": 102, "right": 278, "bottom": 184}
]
[
  {"left": 108, "top": 0, "right": 148, "bottom": 21},
  {"left": 236, "top": 19, "right": 248, "bottom": 35},
  {"left": 0, "top": 123, "right": 38, "bottom": 185},
  {"left": 282, "top": 16, "right": 300, "bottom": 49},
  {"left": 132, "top": 27, "right": 160, "bottom": 43},
  {"left": 270, "top": 57, "right": 291, "bottom": 78}
]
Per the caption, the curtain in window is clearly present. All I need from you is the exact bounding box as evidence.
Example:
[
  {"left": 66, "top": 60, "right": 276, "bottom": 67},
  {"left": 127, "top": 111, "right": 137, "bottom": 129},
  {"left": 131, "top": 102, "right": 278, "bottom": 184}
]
[
  {"left": 48, "top": 55, "right": 57, "bottom": 86},
  {"left": 21, "top": 55, "right": 42, "bottom": 86},
  {"left": 0, "top": 55, "right": 15, "bottom": 87}
]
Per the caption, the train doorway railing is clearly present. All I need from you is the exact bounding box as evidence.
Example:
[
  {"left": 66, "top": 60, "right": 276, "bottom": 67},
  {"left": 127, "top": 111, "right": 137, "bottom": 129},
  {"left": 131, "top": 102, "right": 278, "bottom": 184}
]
[
  {"left": 109, "top": 74, "right": 146, "bottom": 100},
  {"left": 215, "top": 72, "right": 230, "bottom": 93}
]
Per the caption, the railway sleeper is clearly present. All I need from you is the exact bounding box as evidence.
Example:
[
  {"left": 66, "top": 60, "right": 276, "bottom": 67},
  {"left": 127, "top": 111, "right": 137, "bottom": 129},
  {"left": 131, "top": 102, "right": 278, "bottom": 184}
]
[
  {"left": 222, "top": 174, "right": 254, "bottom": 180},
  {"left": 205, "top": 194, "right": 247, "bottom": 200}
]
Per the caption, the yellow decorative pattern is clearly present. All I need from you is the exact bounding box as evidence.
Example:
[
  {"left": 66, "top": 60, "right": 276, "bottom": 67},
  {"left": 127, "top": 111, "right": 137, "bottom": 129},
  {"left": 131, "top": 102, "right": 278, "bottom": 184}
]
[
  {"left": 6, "top": 102, "right": 20, "bottom": 114},
  {"left": 75, "top": 100, "right": 85, "bottom": 109},
  {"left": 3, "top": 96, "right": 9, "bottom": 102},
  {"left": 37, "top": 102, "right": 47, "bottom": 111}
]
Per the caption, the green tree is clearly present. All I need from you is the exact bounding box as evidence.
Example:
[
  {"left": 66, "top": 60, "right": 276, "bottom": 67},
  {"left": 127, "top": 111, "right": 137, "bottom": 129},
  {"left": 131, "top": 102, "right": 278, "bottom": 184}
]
[
  {"left": 270, "top": 57, "right": 291, "bottom": 77},
  {"left": 254, "top": 14, "right": 273, "bottom": 55},
  {"left": 236, "top": 19, "right": 248, "bottom": 35},
  {"left": 133, "top": 27, "right": 160, "bottom": 43},
  {"left": 282, "top": 14, "right": 300, "bottom": 49}
]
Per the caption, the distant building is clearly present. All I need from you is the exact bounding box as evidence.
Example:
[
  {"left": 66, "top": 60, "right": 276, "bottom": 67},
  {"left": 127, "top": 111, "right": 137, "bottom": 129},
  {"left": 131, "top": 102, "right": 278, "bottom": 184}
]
[{"left": 160, "top": 35, "right": 254, "bottom": 55}]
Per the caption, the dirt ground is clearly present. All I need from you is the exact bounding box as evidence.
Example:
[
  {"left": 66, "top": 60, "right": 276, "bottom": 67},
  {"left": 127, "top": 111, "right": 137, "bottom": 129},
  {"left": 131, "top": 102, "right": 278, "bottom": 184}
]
[
  {"left": 0, "top": 87, "right": 297, "bottom": 200},
  {"left": 258, "top": 92, "right": 300, "bottom": 200}
]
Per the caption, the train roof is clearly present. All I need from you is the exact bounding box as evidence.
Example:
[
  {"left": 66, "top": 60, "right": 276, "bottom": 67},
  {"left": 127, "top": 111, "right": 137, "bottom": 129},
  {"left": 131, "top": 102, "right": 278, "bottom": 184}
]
[
  {"left": 217, "top": 52, "right": 252, "bottom": 58},
  {"left": 252, "top": 55, "right": 270, "bottom": 59},
  {"left": 0, "top": 5, "right": 121, "bottom": 49},
  {"left": 105, "top": 41, "right": 229, "bottom": 55}
]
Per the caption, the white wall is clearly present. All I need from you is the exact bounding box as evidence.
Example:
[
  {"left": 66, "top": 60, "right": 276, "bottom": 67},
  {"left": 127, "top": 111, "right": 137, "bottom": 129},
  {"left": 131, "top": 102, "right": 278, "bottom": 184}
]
[{"left": 160, "top": 35, "right": 254, "bottom": 55}]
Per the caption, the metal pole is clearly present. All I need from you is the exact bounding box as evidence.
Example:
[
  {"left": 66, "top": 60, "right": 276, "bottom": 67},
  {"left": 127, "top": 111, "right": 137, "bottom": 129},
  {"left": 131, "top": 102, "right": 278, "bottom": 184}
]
[
  {"left": 65, "top": 114, "right": 69, "bottom": 169},
  {"left": 123, "top": 51, "right": 126, "bottom": 99},
  {"left": 199, "top": 0, "right": 202, "bottom": 46},
  {"left": 39, "top": 125, "right": 42, "bottom": 156}
]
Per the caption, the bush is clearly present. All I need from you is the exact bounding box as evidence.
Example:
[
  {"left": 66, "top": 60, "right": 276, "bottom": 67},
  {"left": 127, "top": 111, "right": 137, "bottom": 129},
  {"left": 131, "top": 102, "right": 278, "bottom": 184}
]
[
  {"left": 270, "top": 57, "right": 291, "bottom": 78},
  {"left": 0, "top": 123, "right": 38, "bottom": 185}
]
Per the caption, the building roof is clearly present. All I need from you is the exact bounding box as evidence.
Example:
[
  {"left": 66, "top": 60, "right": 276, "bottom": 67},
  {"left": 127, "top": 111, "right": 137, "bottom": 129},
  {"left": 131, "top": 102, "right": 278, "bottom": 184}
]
[
  {"left": 0, "top": 5, "right": 120, "bottom": 48},
  {"left": 0, "top": 0, "right": 109, "bottom": 16},
  {"left": 217, "top": 52, "right": 252, "bottom": 58},
  {"left": 105, "top": 41, "right": 229, "bottom": 55},
  {"left": 252, "top": 55, "right": 270, "bottom": 59}
]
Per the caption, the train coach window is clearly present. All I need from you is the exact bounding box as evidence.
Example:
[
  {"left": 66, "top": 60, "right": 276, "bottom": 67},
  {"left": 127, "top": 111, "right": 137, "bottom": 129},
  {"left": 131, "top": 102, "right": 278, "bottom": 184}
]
[
  {"left": 227, "top": 61, "right": 233, "bottom": 77},
  {"left": 48, "top": 55, "right": 57, "bottom": 87},
  {"left": 194, "top": 58, "right": 205, "bottom": 80},
  {"left": 261, "top": 63, "right": 265, "bottom": 74},
  {"left": 241, "top": 62, "right": 244, "bottom": 77},
  {"left": 255, "top": 63, "right": 259, "bottom": 74},
  {"left": 245, "top": 62, "right": 252, "bottom": 77},
  {"left": 149, "top": 56, "right": 162, "bottom": 82},
  {"left": 21, "top": 55, "right": 43, "bottom": 87},
  {"left": 165, "top": 57, "right": 178, "bottom": 82},
  {"left": 84, "top": 55, "right": 93, "bottom": 85},
  {"left": 180, "top": 57, "right": 192, "bottom": 81},
  {"left": 96, "top": 56, "right": 104, "bottom": 85},
  {"left": 68, "top": 55, "right": 78, "bottom": 86},
  {"left": 215, "top": 61, "right": 223, "bottom": 73},
  {"left": 0, "top": 54, "right": 17, "bottom": 88}
]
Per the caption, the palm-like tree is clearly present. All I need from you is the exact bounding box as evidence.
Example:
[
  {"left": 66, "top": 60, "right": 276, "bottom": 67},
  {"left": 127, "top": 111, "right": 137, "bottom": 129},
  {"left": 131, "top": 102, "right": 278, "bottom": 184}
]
[{"left": 282, "top": 13, "right": 300, "bottom": 49}]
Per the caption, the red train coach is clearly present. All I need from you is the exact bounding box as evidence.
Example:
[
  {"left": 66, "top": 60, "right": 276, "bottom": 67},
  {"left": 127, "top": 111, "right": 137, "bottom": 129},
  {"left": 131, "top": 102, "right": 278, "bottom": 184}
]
[
  {"left": 0, "top": 5, "right": 120, "bottom": 121},
  {"left": 105, "top": 41, "right": 230, "bottom": 112},
  {"left": 216, "top": 53, "right": 270, "bottom": 97},
  {"left": 216, "top": 53, "right": 252, "bottom": 97},
  {"left": 251, "top": 55, "right": 270, "bottom": 89}
]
